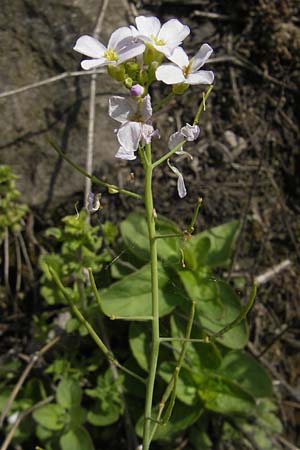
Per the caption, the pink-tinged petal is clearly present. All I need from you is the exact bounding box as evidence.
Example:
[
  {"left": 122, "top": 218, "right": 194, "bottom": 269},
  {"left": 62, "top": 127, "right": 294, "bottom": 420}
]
[
  {"left": 168, "top": 131, "right": 185, "bottom": 153},
  {"left": 141, "top": 95, "right": 152, "bottom": 121},
  {"left": 81, "top": 58, "right": 108, "bottom": 70},
  {"left": 168, "top": 161, "right": 187, "bottom": 198},
  {"left": 117, "top": 122, "right": 142, "bottom": 152},
  {"left": 155, "top": 64, "right": 185, "bottom": 84},
  {"left": 191, "top": 43, "right": 213, "bottom": 71},
  {"left": 177, "top": 172, "right": 187, "bottom": 198},
  {"left": 109, "top": 96, "right": 135, "bottom": 123},
  {"left": 73, "top": 35, "right": 106, "bottom": 58},
  {"left": 168, "top": 47, "right": 189, "bottom": 68},
  {"left": 135, "top": 16, "right": 161, "bottom": 38},
  {"left": 181, "top": 124, "right": 200, "bottom": 141},
  {"left": 158, "top": 19, "right": 190, "bottom": 46},
  {"left": 108, "top": 27, "right": 132, "bottom": 50},
  {"left": 118, "top": 40, "right": 146, "bottom": 64},
  {"left": 115, "top": 147, "right": 136, "bottom": 160},
  {"left": 141, "top": 124, "right": 155, "bottom": 144},
  {"left": 186, "top": 70, "right": 214, "bottom": 85}
]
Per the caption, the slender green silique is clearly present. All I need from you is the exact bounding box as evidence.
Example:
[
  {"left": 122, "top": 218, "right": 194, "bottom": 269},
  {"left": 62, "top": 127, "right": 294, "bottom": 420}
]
[{"left": 142, "top": 143, "right": 160, "bottom": 450}]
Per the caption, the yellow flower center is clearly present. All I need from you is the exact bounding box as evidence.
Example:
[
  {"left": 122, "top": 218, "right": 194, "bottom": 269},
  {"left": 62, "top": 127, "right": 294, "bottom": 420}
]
[
  {"left": 151, "top": 35, "right": 166, "bottom": 46},
  {"left": 104, "top": 48, "right": 119, "bottom": 61}
]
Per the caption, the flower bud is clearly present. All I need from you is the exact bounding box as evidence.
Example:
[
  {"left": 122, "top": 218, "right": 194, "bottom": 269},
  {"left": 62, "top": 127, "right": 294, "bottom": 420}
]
[
  {"left": 130, "top": 84, "right": 144, "bottom": 97},
  {"left": 107, "top": 64, "right": 125, "bottom": 82},
  {"left": 124, "top": 77, "right": 133, "bottom": 89}
]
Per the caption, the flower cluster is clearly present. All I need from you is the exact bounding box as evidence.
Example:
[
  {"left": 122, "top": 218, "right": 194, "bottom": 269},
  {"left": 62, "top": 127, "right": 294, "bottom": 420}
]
[{"left": 74, "top": 15, "right": 214, "bottom": 197}]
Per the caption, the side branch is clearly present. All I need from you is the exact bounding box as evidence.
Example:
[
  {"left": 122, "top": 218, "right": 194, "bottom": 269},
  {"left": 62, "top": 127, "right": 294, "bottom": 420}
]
[{"left": 47, "top": 138, "right": 142, "bottom": 200}]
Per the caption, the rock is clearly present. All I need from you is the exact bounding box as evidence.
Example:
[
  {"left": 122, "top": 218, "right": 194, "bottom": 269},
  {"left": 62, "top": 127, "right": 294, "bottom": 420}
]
[{"left": 0, "top": 0, "right": 129, "bottom": 210}]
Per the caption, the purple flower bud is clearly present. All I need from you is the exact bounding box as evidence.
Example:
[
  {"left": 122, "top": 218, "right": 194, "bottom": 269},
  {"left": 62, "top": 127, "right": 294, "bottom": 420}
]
[{"left": 130, "top": 84, "right": 144, "bottom": 97}]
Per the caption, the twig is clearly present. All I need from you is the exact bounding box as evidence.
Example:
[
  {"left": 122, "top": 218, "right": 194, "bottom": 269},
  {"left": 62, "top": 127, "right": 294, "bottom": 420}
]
[
  {"left": 192, "top": 10, "right": 231, "bottom": 21},
  {"left": 0, "top": 396, "right": 54, "bottom": 450},
  {"left": 254, "top": 259, "right": 292, "bottom": 286},
  {"left": 0, "top": 69, "right": 105, "bottom": 99},
  {"left": 276, "top": 434, "right": 300, "bottom": 450},
  {"left": 84, "top": 0, "right": 110, "bottom": 209},
  {"left": 0, "top": 337, "right": 60, "bottom": 428}
]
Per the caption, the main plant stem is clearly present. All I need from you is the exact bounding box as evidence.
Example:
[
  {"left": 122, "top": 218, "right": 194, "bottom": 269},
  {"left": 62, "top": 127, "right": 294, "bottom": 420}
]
[{"left": 142, "top": 143, "right": 160, "bottom": 450}]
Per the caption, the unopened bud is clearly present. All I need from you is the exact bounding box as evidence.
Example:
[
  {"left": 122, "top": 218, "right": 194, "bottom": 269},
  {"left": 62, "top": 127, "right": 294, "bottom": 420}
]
[
  {"left": 130, "top": 84, "right": 144, "bottom": 97},
  {"left": 124, "top": 77, "right": 133, "bottom": 89}
]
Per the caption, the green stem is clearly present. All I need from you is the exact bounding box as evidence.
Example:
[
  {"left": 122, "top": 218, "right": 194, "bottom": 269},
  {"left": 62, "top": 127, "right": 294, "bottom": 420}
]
[
  {"left": 49, "top": 267, "right": 145, "bottom": 385},
  {"left": 188, "top": 197, "right": 203, "bottom": 233},
  {"left": 47, "top": 137, "right": 142, "bottom": 200},
  {"left": 150, "top": 302, "right": 195, "bottom": 440},
  {"left": 142, "top": 143, "right": 160, "bottom": 450},
  {"left": 153, "top": 91, "right": 175, "bottom": 113}
]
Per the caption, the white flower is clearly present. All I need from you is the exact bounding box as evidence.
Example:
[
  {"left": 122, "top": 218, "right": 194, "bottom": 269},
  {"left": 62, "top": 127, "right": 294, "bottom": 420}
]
[
  {"left": 109, "top": 95, "right": 158, "bottom": 160},
  {"left": 168, "top": 123, "right": 200, "bottom": 154},
  {"left": 156, "top": 44, "right": 214, "bottom": 85},
  {"left": 73, "top": 27, "right": 145, "bottom": 70},
  {"left": 168, "top": 160, "right": 187, "bottom": 198},
  {"left": 130, "top": 16, "right": 190, "bottom": 57},
  {"left": 7, "top": 412, "right": 19, "bottom": 425}
]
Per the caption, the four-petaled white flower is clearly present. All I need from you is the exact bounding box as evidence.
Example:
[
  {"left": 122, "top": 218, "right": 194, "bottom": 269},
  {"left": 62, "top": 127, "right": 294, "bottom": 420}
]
[
  {"left": 130, "top": 16, "right": 190, "bottom": 57},
  {"left": 168, "top": 123, "right": 200, "bottom": 154},
  {"left": 109, "top": 95, "right": 158, "bottom": 160},
  {"left": 156, "top": 44, "right": 214, "bottom": 85},
  {"left": 167, "top": 160, "right": 187, "bottom": 198},
  {"left": 73, "top": 27, "right": 145, "bottom": 70}
]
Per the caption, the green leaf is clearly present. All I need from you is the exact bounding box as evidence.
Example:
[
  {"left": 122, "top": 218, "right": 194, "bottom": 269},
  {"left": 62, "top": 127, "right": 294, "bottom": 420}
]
[
  {"left": 56, "top": 379, "right": 82, "bottom": 409},
  {"left": 32, "top": 404, "right": 65, "bottom": 431},
  {"left": 87, "top": 403, "right": 120, "bottom": 427},
  {"left": 129, "top": 322, "right": 172, "bottom": 372},
  {"left": 69, "top": 406, "right": 86, "bottom": 428},
  {"left": 170, "top": 315, "right": 222, "bottom": 371},
  {"left": 159, "top": 362, "right": 199, "bottom": 406},
  {"left": 101, "top": 262, "right": 185, "bottom": 318},
  {"left": 197, "top": 375, "right": 256, "bottom": 415},
  {"left": 135, "top": 400, "right": 203, "bottom": 441},
  {"left": 179, "top": 272, "right": 248, "bottom": 349},
  {"left": 59, "top": 427, "right": 94, "bottom": 450},
  {"left": 220, "top": 351, "right": 273, "bottom": 398},
  {"left": 120, "top": 211, "right": 181, "bottom": 263},
  {"left": 184, "top": 221, "right": 240, "bottom": 268}
]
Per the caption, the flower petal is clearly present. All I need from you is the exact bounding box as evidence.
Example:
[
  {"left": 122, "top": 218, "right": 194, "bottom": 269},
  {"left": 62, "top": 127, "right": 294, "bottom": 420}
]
[
  {"left": 168, "top": 160, "right": 187, "bottom": 198},
  {"left": 115, "top": 146, "right": 136, "bottom": 160},
  {"left": 167, "top": 47, "right": 189, "bottom": 68},
  {"left": 191, "top": 43, "right": 213, "bottom": 71},
  {"left": 181, "top": 124, "right": 200, "bottom": 141},
  {"left": 117, "top": 122, "right": 142, "bottom": 152},
  {"left": 108, "top": 26, "right": 132, "bottom": 49},
  {"left": 109, "top": 96, "right": 136, "bottom": 123},
  {"left": 155, "top": 64, "right": 186, "bottom": 84},
  {"left": 168, "top": 131, "right": 185, "bottom": 153},
  {"left": 141, "top": 123, "right": 155, "bottom": 144},
  {"left": 186, "top": 70, "right": 214, "bottom": 85},
  {"left": 158, "top": 19, "right": 190, "bottom": 46},
  {"left": 81, "top": 57, "right": 108, "bottom": 70},
  {"left": 73, "top": 35, "right": 106, "bottom": 58},
  {"left": 141, "top": 94, "right": 153, "bottom": 122},
  {"left": 135, "top": 16, "right": 161, "bottom": 38},
  {"left": 118, "top": 39, "right": 146, "bottom": 64}
]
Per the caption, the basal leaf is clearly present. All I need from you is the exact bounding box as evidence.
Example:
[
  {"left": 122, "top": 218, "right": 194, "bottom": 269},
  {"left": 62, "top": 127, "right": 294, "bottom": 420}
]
[
  {"left": 101, "top": 262, "right": 186, "bottom": 318},
  {"left": 220, "top": 351, "right": 273, "bottom": 398},
  {"left": 32, "top": 404, "right": 65, "bottom": 431},
  {"left": 120, "top": 211, "right": 181, "bottom": 263},
  {"left": 179, "top": 271, "right": 248, "bottom": 349}
]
